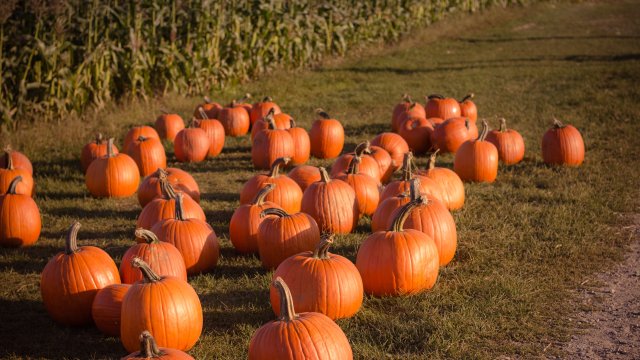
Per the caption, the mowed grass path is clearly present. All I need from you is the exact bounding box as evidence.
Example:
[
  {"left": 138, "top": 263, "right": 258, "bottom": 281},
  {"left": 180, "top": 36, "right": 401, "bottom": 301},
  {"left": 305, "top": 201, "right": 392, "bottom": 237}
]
[{"left": 2, "top": 1, "right": 640, "bottom": 359}]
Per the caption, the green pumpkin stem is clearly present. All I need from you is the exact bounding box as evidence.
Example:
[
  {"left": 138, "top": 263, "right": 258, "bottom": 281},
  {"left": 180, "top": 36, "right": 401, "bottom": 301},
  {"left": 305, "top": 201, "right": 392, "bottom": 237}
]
[
  {"left": 174, "top": 193, "right": 186, "bottom": 221},
  {"left": 316, "top": 108, "right": 331, "bottom": 120},
  {"left": 6, "top": 176, "right": 22, "bottom": 195},
  {"left": 312, "top": 234, "right": 334, "bottom": 259},
  {"left": 135, "top": 228, "right": 159, "bottom": 244},
  {"left": 460, "top": 93, "right": 474, "bottom": 102},
  {"left": 390, "top": 198, "right": 422, "bottom": 232},
  {"left": 478, "top": 120, "right": 489, "bottom": 141},
  {"left": 132, "top": 257, "right": 162, "bottom": 283},
  {"left": 65, "top": 222, "right": 82, "bottom": 255},
  {"left": 401, "top": 152, "right": 414, "bottom": 181},
  {"left": 260, "top": 207, "right": 290, "bottom": 219},
  {"left": 319, "top": 167, "right": 331, "bottom": 183},
  {"left": 252, "top": 183, "right": 276, "bottom": 205},
  {"left": 137, "top": 331, "right": 166, "bottom": 357},
  {"left": 106, "top": 138, "right": 116, "bottom": 158},
  {"left": 268, "top": 157, "right": 290, "bottom": 178},
  {"left": 427, "top": 149, "right": 440, "bottom": 170},
  {"left": 499, "top": 118, "right": 507, "bottom": 132},
  {"left": 274, "top": 277, "right": 298, "bottom": 322}
]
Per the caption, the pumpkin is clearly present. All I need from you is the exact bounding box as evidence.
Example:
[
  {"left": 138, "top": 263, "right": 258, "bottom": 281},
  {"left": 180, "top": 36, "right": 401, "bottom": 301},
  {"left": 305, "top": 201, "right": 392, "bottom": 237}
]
[
  {"left": 301, "top": 167, "right": 358, "bottom": 234},
  {"left": 138, "top": 168, "right": 201, "bottom": 207},
  {"left": 120, "top": 258, "right": 203, "bottom": 352},
  {"left": 330, "top": 141, "right": 381, "bottom": 182},
  {"left": 387, "top": 179, "right": 457, "bottom": 266},
  {"left": 379, "top": 152, "right": 443, "bottom": 203},
  {"left": 251, "top": 108, "right": 291, "bottom": 141},
  {"left": 86, "top": 138, "right": 140, "bottom": 198},
  {"left": 123, "top": 331, "right": 195, "bottom": 360},
  {"left": 137, "top": 176, "right": 205, "bottom": 230},
  {"left": 91, "top": 283, "right": 131, "bottom": 336},
  {"left": 425, "top": 94, "right": 461, "bottom": 120},
  {"left": 240, "top": 157, "right": 303, "bottom": 214},
  {"left": 194, "top": 96, "right": 222, "bottom": 119},
  {"left": 356, "top": 199, "right": 440, "bottom": 296},
  {"left": 236, "top": 93, "right": 254, "bottom": 115},
  {"left": 398, "top": 117, "right": 435, "bottom": 155},
  {"left": 219, "top": 100, "right": 250, "bottom": 136},
  {"left": 287, "top": 119, "right": 311, "bottom": 165},
  {"left": 173, "top": 125, "right": 210, "bottom": 163},
  {"left": 155, "top": 112, "right": 185, "bottom": 142},
  {"left": 194, "top": 108, "right": 225, "bottom": 158},
  {"left": 428, "top": 117, "right": 445, "bottom": 127},
  {"left": 257, "top": 207, "right": 320, "bottom": 269},
  {"left": 270, "top": 234, "right": 363, "bottom": 320},
  {"left": 486, "top": 118, "right": 525, "bottom": 165},
  {"left": 309, "top": 109, "right": 344, "bottom": 159},
  {"left": 81, "top": 133, "right": 119, "bottom": 173},
  {"left": 371, "top": 132, "right": 409, "bottom": 173},
  {"left": 248, "top": 277, "right": 353, "bottom": 360},
  {"left": 369, "top": 145, "right": 394, "bottom": 184},
  {"left": 391, "top": 94, "right": 426, "bottom": 132},
  {"left": 542, "top": 118, "right": 585, "bottom": 166},
  {"left": 336, "top": 156, "right": 380, "bottom": 217},
  {"left": 252, "top": 112, "right": 294, "bottom": 170},
  {"left": 371, "top": 192, "right": 411, "bottom": 232},
  {"left": 0, "top": 176, "right": 41, "bottom": 247},
  {"left": 454, "top": 120, "right": 499, "bottom": 182},
  {"left": 40, "top": 222, "right": 121, "bottom": 326},
  {"left": 432, "top": 117, "right": 478, "bottom": 154},
  {"left": 417, "top": 150, "right": 465, "bottom": 210},
  {"left": 229, "top": 183, "right": 282, "bottom": 254},
  {"left": 458, "top": 93, "right": 477, "bottom": 122},
  {"left": 151, "top": 194, "right": 219, "bottom": 275},
  {"left": 120, "top": 229, "right": 187, "bottom": 283},
  {"left": 0, "top": 151, "right": 34, "bottom": 197},
  {"left": 124, "top": 126, "right": 160, "bottom": 153},
  {"left": 0, "top": 146, "right": 33, "bottom": 175},
  {"left": 250, "top": 96, "right": 282, "bottom": 126},
  {"left": 287, "top": 165, "right": 321, "bottom": 192},
  {"left": 127, "top": 135, "right": 167, "bottom": 177}
]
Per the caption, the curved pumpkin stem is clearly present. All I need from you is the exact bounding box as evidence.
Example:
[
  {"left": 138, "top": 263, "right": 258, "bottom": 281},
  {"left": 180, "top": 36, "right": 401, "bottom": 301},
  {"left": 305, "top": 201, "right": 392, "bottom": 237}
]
[
  {"left": 94, "top": 133, "right": 104, "bottom": 145},
  {"left": 273, "top": 277, "right": 298, "bottom": 322},
  {"left": 158, "top": 172, "right": 177, "bottom": 200},
  {"left": 289, "top": 118, "right": 296, "bottom": 128},
  {"left": 316, "top": 108, "right": 331, "bottom": 120},
  {"left": 499, "top": 118, "right": 507, "bottom": 132},
  {"left": 3, "top": 148, "right": 13, "bottom": 170},
  {"left": 135, "top": 228, "right": 159, "bottom": 244},
  {"left": 6, "top": 176, "right": 22, "bottom": 195},
  {"left": 132, "top": 257, "right": 162, "bottom": 283},
  {"left": 260, "top": 207, "right": 290, "bottom": 219},
  {"left": 552, "top": 117, "right": 565, "bottom": 128},
  {"left": 106, "top": 138, "right": 116, "bottom": 158},
  {"left": 427, "top": 149, "right": 440, "bottom": 170},
  {"left": 427, "top": 94, "right": 445, "bottom": 100},
  {"left": 459, "top": 93, "right": 474, "bottom": 103},
  {"left": 401, "top": 152, "right": 414, "bottom": 181},
  {"left": 137, "top": 331, "right": 166, "bottom": 357},
  {"left": 354, "top": 141, "right": 371, "bottom": 156},
  {"left": 319, "top": 167, "right": 331, "bottom": 183},
  {"left": 478, "top": 120, "right": 489, "bottom": 141},
  {"left": 265, "top": 109, "right": 277, "bottom": 130},
  {"left": 198, "top": 106, "right": 209, "bottom": 120},
  {"left": 268, "top": 157, "right": 290, "bottom": 178},
  {"left": 312, "top": 234, "right": 334, "bottom": 260},
  {"left": 390, "top": 198, "right": 422, "bottom": 232},
  {"left": 252, "top": 183, "right": 276, "bottom": 205},
  {"left": 65, "top": 222, "right": 82, "bottom": 255},
  {"left": 347, "top": 155, "right": 361, "bottom": 175},
  {"left": 174, "top": 193, "right": 186, "bottom": 221}
]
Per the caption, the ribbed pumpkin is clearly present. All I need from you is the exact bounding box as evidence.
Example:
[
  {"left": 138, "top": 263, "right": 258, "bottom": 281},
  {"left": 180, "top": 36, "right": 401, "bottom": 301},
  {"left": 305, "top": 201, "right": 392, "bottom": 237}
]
[
  {"left": 252, "top": 112, "right": 294, "bottom": 170},
  {"left": 91, "top": 283, "right": 131, "bottom": 336},
  {"left": 432, "top": 117, "right": 478, "bottom": 154},
  {"left": 257, "top": 207, "right": 320, "bottom": 269},
  {"left": 123, "top": 331, "right": 195, "bottom": 360},
  {"left": 240, "top": 157, "right": 303, "bottom": 213},
  {"left": 0, "top": 146, "right": 33, "bottom": 175},
  {"left": 542, "top": 118, "right": 585, "bottom": 166},
  {"left": 250, "top": 96, "right": 282, "bottom": 126},
  {"left": 120, "top": 258, "right": 203, "bottom": 352},
  {"left": 173, "top": 125, "right": 210, "bottom": 163},
  {"left": 151, "top": 194, "right": 219, "bottom": 275},
  {"left": 454, "top": 120, "right": 499, "bottom": 183},
  {"left": 287, "top": 165, "right": 322, "bottom": 192},
  {"left": 81, "top": 133, "right": 119, "bottom": 173},
  {"left": 155, "top": 112, "right": 185, "bottom": 142},
  {"left": 127, "top": 135, "right": 167, "bottom": 177},
  {"left": 40, "top": 222, "right": 121, "bottom": 326},
  {"left": 330, "top": 141, "right": 381, "bottom": 182},
  {"left": 194, "top": 96, "right": 222, "bottom": 119},
  {"left": 194, "top": 108, "right": 225, "bottom": 158},
  {"left": 301, "top": 167, "right": 358, "bottom": 234},
  {"left": 309, "top": 109, "right": 344, "bottom": 159},
  {"left": 137, "top": 168, "right": 200, "bottom": 207},
  {"left": 425, "top": 94, "right": 461, "bottom": 120},
  {"left": 0, "top": 176, "right": 41, "bottom": 247},
  {"left": 219, "top": 100, "right": 250, "bottom": 136},
  {"left": 251, "top": 108, "right": 291, "bottom": 141},
  {"left": 369, "top": 145, "right": 394, "bottom": 184},
  {"left": 86, "top": 138, "right": 140, "bottom": 198},
  {"left": 136, "top": 178, "right": 205, "bottom": 230},
  {"left": 336, "top": 156, "right": 380, "bottom": 217},
  {"left": 371, "top": 132, "right": 409, "bottom": 173},
  {"left": 230, "top": 183, "right": 282, "bottom": 254},
  {"left": 124, "top": 126, "right": 160, "bottom": 153},
  {"left": 398, "top": 117, "right": 435, "bottom": 155},
  {"left": 0, "top": 152, "right": 34, "bottom": 196},
  {"left": 356, "top": 200, "right": 440, "bottom": 296},
  {"left": 458, "top": 94, "right": 478, "bottom": 122},
  {"left": 270, "top": 235, "right": 363, "bottom": 320},
  {"left": 417, "top": 150, "right": 465, "bottom": 210},
  {"left": 120, "top": 229, "right": 187, "bottom": 283},
  {"left": 249, "top": 277, "right": 353, "bottom": 360},
  {"left": 379, "top": 152, "right": 443, "bottom": 203},
  {"left": 486, "top": 118, "right": 525, "bottom": 165},
  {"left": 391, "top": 94, "right": 426, "bottom": 132},
  {"left": 287, "top": 119, "right": 311, "bottom": 165},
  {"left": 371, "top": 192, "right": 411, "bottom": 232}
]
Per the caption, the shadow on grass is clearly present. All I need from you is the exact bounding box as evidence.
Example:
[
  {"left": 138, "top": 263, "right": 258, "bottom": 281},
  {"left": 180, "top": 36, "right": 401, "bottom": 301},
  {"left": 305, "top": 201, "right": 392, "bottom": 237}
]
[{"left": 201, "top": 288, "right": 272, "bottom": 332}]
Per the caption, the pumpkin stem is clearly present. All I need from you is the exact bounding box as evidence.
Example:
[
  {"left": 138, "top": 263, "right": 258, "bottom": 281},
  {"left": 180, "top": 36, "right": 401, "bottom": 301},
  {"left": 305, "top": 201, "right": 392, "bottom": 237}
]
[
  {"left": 268, "top": 157, "right": 290, "bottom": 178},
  {"left": 464, "top": 119, "right": 470, "bottom": 131},
  {"left": 409, "top": 177, "right": 420, "bottom": 201},
  {"left": 499, "top": 118, "right": 507, "bottom": 132},
  {"left": 158, "top": 172, "right": 178, "bottom": 200},
  {"left": 354, "top": 141, "right": 371, "bottom": 156},
  {"left": 427, "top": 149, "right": 440, "bottom": 170},
  {"left": 390, "top": 198, "right": 422, "bottom": 232},
  {"left": 460, "top": 93, "right": 474, "bottom": 102},
  {"left": 160, "top": 109, "right": 169, "bottom": 115},
  {"left": 203, "top": 96, "right": 212, "bottom": 104},
  {"left": 289, "top": 118, "right": 296, "bottom": 128},
  {"left": 427, "top": 94, "right": 445, "bottom": 100},
  {"left": 230, "top": 99, "right": 237, "bottom": 107},
  {"left": 132, "top": 257, "right": 162, "bottom": 283},
  {"left": 319, "top": 167, "right": 331, "bottom": 183},
  {"left": 198, "top": 106, "right": 209, "bottom": 120},
  {"left": 3, "top": 149, "right": 13, "bottom": 170},
  {"left": 65, "top": 222, "right": 81, "bottom": 255},
  {"left": 552, "top": 117, "right": 565, "bottom": 128},
  {"left": 252, "top": 183, "right": 276, "bottom": 205},
  {"left": 240, "top": 93, "right": 252, "bottom": 102},
  {"left": 135, "top": 228, "right": 160, "bottom": 244},
  {"left": 274, "top": 277, "right": 298, "bottom": 322},
  {"left": 137, "top": 331, "right": 166, "bottom": 357},
  {"left": 401, "top": 152, "right": 414, "bottom": 181},
  {"left": 155, "top": 168, "right": 168, "bottom": 179},
  {"left": 401, "top": 93, "right": 411, "bottom": 103},
  {"left": 173, "top": 193, "right": 186, "bottom": 221},
  {"left": 137, "top": 135, "right": 147, "bottom": 142},
  {"left": 260, "top": 207, "right": 290, "bottom": 219},
  {"left": 478, "top": 120, "right": 489, "bottom": 141},
  {"left": 312, "top": 234, "right": 334, "bottom": 259},
  {"left": 316, "top": 108, "right": 331, "bottom": 120},
  {"left": 347, "top": 155, "right": 361, "bottom": 175},
  {"left": 6, "top": 176, "right": 22, "bottom": 195},
  {"left": 106, "top": 138, "right": 116, "bottom": 158},
  {"left": 265, "top": 109, "right": 277, "bottom": 129},
  {"left": 95, "top": 133, "right": 104, "bottom": 145},
  {"left": 262, "top": 96, "right": 273, "bottom": 102}
]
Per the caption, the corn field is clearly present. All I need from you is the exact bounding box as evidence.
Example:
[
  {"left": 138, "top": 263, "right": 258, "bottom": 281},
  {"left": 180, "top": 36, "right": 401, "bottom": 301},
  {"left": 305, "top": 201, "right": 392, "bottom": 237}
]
[{"left": 0, "top": 0, "right": 519, "bottom": 128}]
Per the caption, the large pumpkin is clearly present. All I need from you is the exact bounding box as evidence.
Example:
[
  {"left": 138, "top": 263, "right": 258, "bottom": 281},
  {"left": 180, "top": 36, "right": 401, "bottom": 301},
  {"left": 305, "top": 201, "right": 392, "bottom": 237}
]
[
  {"left": 432, "top": 117, "right": 478, "bottom": 154},
  {"left": 122, "top": 331, "right": 195, "bottom": 360},
  {"left": 425, "top": 94, "right": 461, "bottom": 120},
  {"left": 398, "top": 117, "right": 435, "bottom": 155},
  {"left": 155, "top": 112, "right": 185, "bottom": 142},
  {"left": 137, "top": 168, "right": 201, "bottom": 207},
  {"left": 330, "top": 141, "right": 381, "bottom": 182},
  {"left": 287, "top": 165, "right": 321, "bottom": 192},
  {"left": 40, "top": 222, "right": 121, "bottom": 326},
  {"left": 0, "top": 153, "right": 34, "bottom": 197},
  {"left": 240, "top": 157, "right": 303, "bottom": 214},
  {"left": 136, "top": 177, "right": 205, "bottom": 230},
  {"left": 229, "top": 183, "right": 282, "bottom": 254},
  {"left": 173, "top": 126, "right": 210, "bottom": 163},
  {"left": 250, "top": 96, "right": 282, "bottom": 126},
  {"left": 370, "top": 132, "right": 409, "bottom": 173},
  {"left": 194, "top": 96, "right": 222, "bottom": 119},
  {"left": 391, "top": 94, "right": 426, "bottom": 132},
  {"left": 458, "top": 94, "right": 477, "bottom": 122},
  {"left": 219, "top": 100, "right": 250, "bottom": 136},
  {"left": 309, "top": 109, "right": 344, "bottom": 159},
  {"left": 251, "top": 108, "right": 291, "bottom": 141},
  {"left": 287, "top": 119, "right": 311, "bottom": 165},
  {"left": 81, "top": 133, "right": 119, "bottom": 173},
  {"left": 0, "top": 176, "right": 41, "bottom": 247},
  {"left": 249, "top": 277, "right": 353, "bottom": 360},
  {"left": 454, "top": 120, "right": 499, "bottom": 182},
  {"left": 120, "top": 229, "right": 187, "bottom": 283},
  {"left": 86, "top": 138, "right": 140, "bottom": 198},
  {"left": 127, "top": 135, "right": 167, "bottom": 177},
  {"left": 124, "top": 126, "right": 160, "bottom": 153},
  {"left": 417, "top": 150, "right": 465, "bottom": 210},
  {"left": 252, "top": 112, "right": 294, "bottom": 170},
  {"left": 120, "top": 258, "right": 203, "bottom": 352},
  {"left": 270, "top": 235, "right": 363, "bottom": 320},
  {"left": 379, "top": 152, "right": 443, "bottom": 203},
  {"left": 194, "top": 110, "right": 225, "bottom": 158},
  {"left": 542, "top": 118, "right": 585, "bottom": 166},
  {"left": 91, "top": 283, "right": 131, "bottom": 336},
  {"left": 0, "top": 146, "right": 33, "bottom": 175},
  {"left": 336, "top": 156, "right": 380, "bottom": 217},
  {"left": 486, "top": 118, "right": 525, "bottom": 165}
]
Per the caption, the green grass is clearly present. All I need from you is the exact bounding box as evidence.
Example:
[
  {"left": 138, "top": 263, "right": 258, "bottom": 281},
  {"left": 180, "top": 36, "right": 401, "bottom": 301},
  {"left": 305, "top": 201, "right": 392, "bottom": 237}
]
[{"left": 2, "top": 1, "right": 640, "bottom": 358}]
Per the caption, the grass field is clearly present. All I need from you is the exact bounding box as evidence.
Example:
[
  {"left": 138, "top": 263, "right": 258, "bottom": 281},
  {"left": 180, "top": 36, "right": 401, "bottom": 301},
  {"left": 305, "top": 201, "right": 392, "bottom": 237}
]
[{"left": 1, "top": 1, "right": 640, "bottom": 359}]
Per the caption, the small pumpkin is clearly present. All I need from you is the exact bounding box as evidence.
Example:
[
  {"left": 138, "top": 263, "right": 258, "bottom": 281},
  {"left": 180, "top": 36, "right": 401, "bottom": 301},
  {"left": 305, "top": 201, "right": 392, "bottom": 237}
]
[
  {"left": 137, "top": 168, "right": 201, "bottom": 207},
  {"left": 194, "top": 108, "right": 225, "bottom": 158},
  {"left": 336, "top": 156, "right": 380, "bottom": 217},
  {"left": 486, "top": 118, "right": 525, "bottom": 165},
  {"left": 0, "top": 146, "right": 33, "bottom": 175},
  {"left": 251, "top": 111, "right": 294, "bottom": 170},
  {"left": 542, "top": 118, "right": 585, "bottom": 166},
  {"left": 398, "top": 117, "right": 435, "bottom": 155},
  {"left": 240, "top": 157, "right": 303, "bottom": 214},
  {"left": 250, "top": 96, "right": 282, "bottom": 126},
  {"left": 425, "top": 94, "right": 461, "bottom": 120},
  {"left": 370, "top": 132, "right": 409, "bottom": 173},
  {"left": 287, "top": 165, "right": 321, "bottom": 192},
  {"left": 155, "top": 112, "right": 185, "bottom": 142},
  {"left": 309, "top": 109, "right": 344, "bottom": 159},
  {"left": 219, "top": 99, "right": 251, "bottom": 137},
  {"left": 137, "top": 176, "right": 205, "bottom": 230},
  {"left": 369, "top": 145, "right": 394, "bottom": 184},
  {"left": 250, "top": 108, "right": 291, "bottom": 141},
  {"left": 287, "top": 119, "right": 311, "bottom": 165},
  {"left": 173, "top": 125, "right": 210, "bottom": 163},
  {"left": 0, "top": 151, "right": 34, "bottom": 196},
  {"left": 0, "top": 176, "right": 41, "bottom": 247},
  {"left": 391, "top": 94, "right": 426, "bottom": 132},
  {"left": 91, "top": 283, "right": 131, "bottom": 336},
  {"left": 379, "top": 152, "right": 443, "bottom": 203},
  {"left": 127, "top": 135, "right": 167, "bottom": 177},
  {"left": 124, "top": 126, "right": 160, "bottom": 153},
  {"left": 229, "top": 183, "right": 282, "bottom": 254},
  {"left": 194, "top": 96, "right": 222, "bottom": 119},
  {"left": 432, "top": 117, "right": 478, "bottom": 154},
  {"left": 122, "top": 331, "right": 195, "bottom": 360},
  {"left": 454, "top": 120, "right": 499, "bottom": 182},
  {"left": 458, "top": 93, "right": 477, "bottom": 122},
  {"left": 85, "top": 138, "right": 140, "bottom": 198},
  {"left": 81, "top": 133, "right": 119, "bottom": 173},
  {"left": 330, "top": 141, "right": 381, "bottom": 182},
  {"left": 417, "top": 150, "right": 465, "bottom": 210},
  {"left": 120, "top": 229, "right": 187, "bottom": 283}
]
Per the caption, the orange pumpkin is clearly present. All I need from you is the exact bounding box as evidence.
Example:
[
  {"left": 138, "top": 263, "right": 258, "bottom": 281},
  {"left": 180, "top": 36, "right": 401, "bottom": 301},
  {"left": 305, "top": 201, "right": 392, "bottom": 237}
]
[
  {"left": 369, "top": 145, "right": 394, "bottom": 184},
  {"left": 81, "top": 133, "right": 119, "bottom": 173},
  {"left": 370, "top": 132, "right": 409, "bottom": 173},
  {"left": 137, "top": 177, "right": 205, "bottom": 230},
  {"left": 174, "top": 126, "right": 210, "bottom": 163},
  {"left": 379, "top": 152, "right": 443, "bottom": 203},
  {"left": 309, "top": 109, "right": 344, "bottom": 159},
  {"left": 137, "top": 168, "right": 201, "bottom": 207},
  {"left": 542, "top": 118, "right": 585, "bottom": 166},
  {"left": 0, "top": 152, "right": 34, "bottom": 196},
  {"left": 219, "top": 100, "right": 250, "bottom": 136},
  {"left": 194, "top": 109, "right": 225, "bottom": 158},
  {"left": 120, "top": 229, "right": 187, "bottom": 283},
  {"left": 124, "top": 126, "right": 160, "bottom": 153},
  {"left": 391, "top": 94, "right": 426, "bottom": 132},
  {"left": 193, "top": 96, "right": 222, "bottom": 119},
  {"left": 251, "top": 108, "right": 291, "bottom": 141},
  {"left": 155, "top": 112, "right": 185, "bottom": 142},
  {"left": 458, "top": 93, "right": 477, "bottom": 122},
  {"left": 240, "top": 157, "right": 303, "bottom": 214},
  {"left": 249, "top": 278, "right": 353, "bottom": 360},
  {"left": 398, "top": 117, "right": 435, "bottom": 155},
  {"left": 0, "top": 146, "right": 33, "bottom": 175},
  {"left": 336, "top": 156, "right": 380, "bottom": 217},
  {"left": 229, "top": 183, "right": 282, "bottom": 254},
  {"left": 0, "top": 176, "right": 41, "bottom": 247},
  {"left": 86, "top": 138, "right": 140, "bottom": 198},
  {"left": 250, "top": 96, "right": 282, "bottom": 126},
  {"left": 127, "top": 135, "right": 167, "bottom": 177},
  {"left": 417, "top": 150, "right": 465, "bottom": 210},
  {"left": 91, "top": 283, "right": 131, "bottom": 336},
  {"left": 270, "top": 235, "right": 363, "bottom": 320},
  {"left": 122, "top": 331, "right": 195, "bottom": 360},
  {"left": 287, "top": 119, "right": 311, "bottom": 165},
  {"left": 330, "top": 141, "right": 381, "bottom": 182},
  {"left": 425, "top": 94, "right": 461, "bottom": 120},
  {"left": 486, "top": 118, "right": 525, "bottom": 165},
  {"left": 432, "top": 117, "right": 478, "bottom": 154},
  {"left": 454, "top": 120, "right": 499, "bottom": 182},
  {"left": 252, "top": 112, "right": 294, "bottom": 170},
  {"left": 41, "top": 222, "right": 121, "bottom": 326},
  {"left": 371, "top": 192, "right": 411, "bottom": 232},
  {"left": 236, "top": 93, "right": 254, "bottom": 115},
  {"left": 287, "top": 165, "right": 321, "bottom": 192}
]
